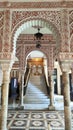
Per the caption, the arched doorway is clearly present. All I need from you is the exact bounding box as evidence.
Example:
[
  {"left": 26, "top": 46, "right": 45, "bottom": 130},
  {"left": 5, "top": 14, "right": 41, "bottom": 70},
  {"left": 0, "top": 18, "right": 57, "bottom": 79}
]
[
  {"left": 24, "top": 50, "right": 50, "bottom": 110},
  {"left": 11, "top": 19, "right": 61, "bottom": 110},
  {"left": 26, "top": 50, "right": 48, "bottom": 76}
]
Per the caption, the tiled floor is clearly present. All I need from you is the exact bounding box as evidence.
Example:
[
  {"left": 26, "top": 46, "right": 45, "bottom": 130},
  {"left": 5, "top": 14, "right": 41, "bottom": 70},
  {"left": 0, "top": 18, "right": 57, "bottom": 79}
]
[
  {"left": 0, "top": 94, "right": 73, "bottom": 130},
  {"left": 7, "top": 110, "right": 71, "bottom": 130}
]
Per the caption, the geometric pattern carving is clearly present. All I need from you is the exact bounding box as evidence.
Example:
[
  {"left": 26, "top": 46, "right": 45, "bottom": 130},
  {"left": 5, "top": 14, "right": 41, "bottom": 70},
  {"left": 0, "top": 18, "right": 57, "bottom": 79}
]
[
  {"left": 25, "top": 45, "right": 55, "bottom": 69},
  {"left": 16, "top": 43, "right": 55, "bottom": 69},
  {"left": 11, "top": 11, "right": 61, "bottom": 61},
  {"left": 0, "top": 31, "right": 3, "bottom": 52},
  {"left": 69, "top": 10, "right": 73, "bottom": 37},
  {"left": 0, "top": 11, "right": 4, "bottom": 52},
  {"left": 16, "top": 45, "right": 22, "bottom": 67},
  {"left": 0, "top": 2, "right": 72, "bottom": 63},
  {"left": 2, "top": 10, "right": 11, "bottom": 59},
  {"left": 16, "top": 35, "right": 56, "bottom": 69},
  {"left": 1, "top": 1, "right": 73, "bottom": 8},
  {"left": 70, "top": 35, "right": 73, "bottom": 52},
  {"left": 25, "top": 45, "right": 49, "bottom": 58},
  {"left": 69, "top": 10, "right": 73, "bottom": 52},
  {"left": 61, "top": 9, "right": 70, "bottom": 52},
  {"left": 16, "top": 43, "right": 25, "bottom": 70},
  {"left": 49, "top": 47, "right": 54, "bottom": 70},
  {"left": 12, "top": 11, "right": 61, "bottom": 32}
]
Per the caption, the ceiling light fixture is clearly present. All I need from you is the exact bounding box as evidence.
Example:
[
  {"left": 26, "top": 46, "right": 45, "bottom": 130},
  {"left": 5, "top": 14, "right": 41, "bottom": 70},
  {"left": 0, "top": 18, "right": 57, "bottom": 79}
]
[{"left": 34, "top": 28, "right": 43, "bottom": 48}]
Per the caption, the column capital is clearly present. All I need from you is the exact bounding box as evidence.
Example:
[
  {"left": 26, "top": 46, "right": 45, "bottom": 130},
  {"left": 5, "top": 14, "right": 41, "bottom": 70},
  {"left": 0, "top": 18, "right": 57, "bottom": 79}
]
[
  {"left": 60, "top": 60, "right": 72, "bottom": 72},
  {"left": 0, "top": 61, "right": 11, "bottom": 72}
]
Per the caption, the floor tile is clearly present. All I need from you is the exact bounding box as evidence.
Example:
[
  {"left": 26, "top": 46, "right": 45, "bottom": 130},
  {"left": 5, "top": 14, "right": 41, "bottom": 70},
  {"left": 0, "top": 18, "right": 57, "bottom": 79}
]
[{"left": 7, "top": 110, "right": 73, "bottom": 130}]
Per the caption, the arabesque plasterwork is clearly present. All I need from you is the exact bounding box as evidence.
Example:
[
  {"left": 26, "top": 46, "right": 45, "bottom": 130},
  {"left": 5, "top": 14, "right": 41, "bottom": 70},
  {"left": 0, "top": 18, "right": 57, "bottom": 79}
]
[{"left": 0, "top": 2, "right": 73, "bottom": 70}]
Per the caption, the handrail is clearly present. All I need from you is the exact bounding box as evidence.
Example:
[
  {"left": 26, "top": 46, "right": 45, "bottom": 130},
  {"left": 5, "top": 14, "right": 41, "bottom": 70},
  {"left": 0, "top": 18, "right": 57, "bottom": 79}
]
[
  {"left": 23, "top": 68, "right": 31, "bottom": 95},
  {"left": 24, "top": 68, "right": 31, "bottom": 86},
  {"left": 24, "top": 67, "right": 29, "bottom": 85},
  {"left": 43, "top": 73, "right": 50, "bottom": 95},
  {"left": 43, "top": 67, "right": 49, "bottom": 87}
]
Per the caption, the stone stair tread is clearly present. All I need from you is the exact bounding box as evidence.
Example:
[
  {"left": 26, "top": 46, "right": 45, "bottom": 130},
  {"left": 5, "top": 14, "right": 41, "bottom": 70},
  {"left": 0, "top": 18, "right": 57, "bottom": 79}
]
[
  {"left": 25, "top": 101, "right": 49, "bottom": 105},
  {"left": 24, "top": 104, "right": 49, "bottom": 110},
  {"left": 24, "top": 74, "right": 49, "bottom": 109},
  {"left": 24, "top": 96, "right": 49, "bottom": 99},
  {"left": 24, "top": 99, "right": 49, "bottom": 101},
  {"left": 25, "top": 93, "right": 48, "bottom": 96}
]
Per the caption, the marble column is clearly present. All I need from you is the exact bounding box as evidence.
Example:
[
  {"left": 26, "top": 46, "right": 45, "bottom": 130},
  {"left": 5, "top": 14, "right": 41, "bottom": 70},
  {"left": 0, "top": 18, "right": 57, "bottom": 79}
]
[
  {"left": 19, "top": 72, "right": 24, "bottom": 109},
  {"left": 49, "top": 75, "right": 55, "bottom": 110},
  {"left": 0, "top": 69, "right": 10, "bottom": 130},
  {"left": 21, "top": 73, "right": 24, "bottom": 107},
  {"left": 62, "top": 71, "right": 72, "bottom": 130}
]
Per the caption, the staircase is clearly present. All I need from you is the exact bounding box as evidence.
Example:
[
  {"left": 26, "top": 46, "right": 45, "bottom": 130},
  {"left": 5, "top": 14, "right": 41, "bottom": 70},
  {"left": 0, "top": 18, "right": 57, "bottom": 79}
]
[{"left": 24, "top": 73, "right": 50, "bottom": 110}]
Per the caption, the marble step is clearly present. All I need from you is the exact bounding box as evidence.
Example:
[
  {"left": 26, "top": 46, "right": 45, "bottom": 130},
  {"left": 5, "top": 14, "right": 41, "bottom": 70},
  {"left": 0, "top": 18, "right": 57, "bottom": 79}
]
[
  {"left": 24, "top": 97, "right": 49, "bottom": 103},
  {"left": 24, "top": 104, "right": 49, "bottom": 110},
  {"left": 24, "top": 100, "right": 49, "bottom": 103},
  {"left": 25, "top": 88, "right": 48, "bottom": 95},
  {"left": 25, "top": 92, "right": 48, "bottom": 96},
  {"left": 24, "top": 97, "right": 49, "bottom": 101},
  {"left": 25, "top": 94, "right": 49, "bottom": 97}
]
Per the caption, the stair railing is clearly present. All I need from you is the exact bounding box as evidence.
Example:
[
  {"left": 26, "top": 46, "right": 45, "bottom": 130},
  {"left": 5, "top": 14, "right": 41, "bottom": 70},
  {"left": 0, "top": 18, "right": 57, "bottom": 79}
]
[
  {"left": 43, "top": 68, "right": 50, "bottom": 95},
  {"left": 23, "top": 67, "right": 31, "bottom": 95},
  {"left": 24, "top": 67, "right": 29, "bottom": 85}
]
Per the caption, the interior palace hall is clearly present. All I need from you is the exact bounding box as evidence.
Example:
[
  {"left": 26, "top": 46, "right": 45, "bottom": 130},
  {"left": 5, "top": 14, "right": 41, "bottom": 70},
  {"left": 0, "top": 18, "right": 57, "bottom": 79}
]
[{"left": 0, "top": 0, "right": 73, "bottom": 130}]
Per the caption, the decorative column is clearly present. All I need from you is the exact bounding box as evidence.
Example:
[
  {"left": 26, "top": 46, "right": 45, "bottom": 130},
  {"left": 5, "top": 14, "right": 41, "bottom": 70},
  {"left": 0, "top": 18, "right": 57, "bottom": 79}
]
[
  {"left": 19, "top": 71, "right": 24, "bottom": 109},
  {"left": 21, "top": 73, "right": 24, "bottom": 107},
  {"left": 49, "top": 71, "right": 55, "bottom": 110},
  {"left": 0, "top": 63, "right": 10, "bottom": 130},
  {"left": 61, "top": 61, "right": 72, "bottom": 130},
  {"left": 18, "top": 70, "right": 22, "bottom": 104}
]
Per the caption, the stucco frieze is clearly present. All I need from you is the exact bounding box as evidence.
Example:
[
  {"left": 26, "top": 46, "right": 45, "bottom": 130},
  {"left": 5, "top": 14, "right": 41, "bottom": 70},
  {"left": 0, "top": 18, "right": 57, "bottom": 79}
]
[{"left": 12, "top": 11, "right": 61, "bottom": 32}]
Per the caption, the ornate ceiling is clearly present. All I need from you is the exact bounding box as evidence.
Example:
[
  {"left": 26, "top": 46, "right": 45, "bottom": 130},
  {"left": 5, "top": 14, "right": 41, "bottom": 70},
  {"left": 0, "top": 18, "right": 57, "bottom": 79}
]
[{"left": 0, "top": 0, "right": 73, "bottom": 70}]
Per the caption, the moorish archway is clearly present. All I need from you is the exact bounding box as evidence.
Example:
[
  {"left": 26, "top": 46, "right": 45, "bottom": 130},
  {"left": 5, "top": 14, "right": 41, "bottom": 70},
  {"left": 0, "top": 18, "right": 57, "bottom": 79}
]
[{"left": 11, "top": 19, "right": 61, "bottom": 63}]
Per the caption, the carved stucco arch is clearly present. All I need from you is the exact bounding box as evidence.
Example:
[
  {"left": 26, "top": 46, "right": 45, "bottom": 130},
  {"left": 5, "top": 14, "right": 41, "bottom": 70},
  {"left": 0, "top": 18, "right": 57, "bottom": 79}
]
[
  {"left": 25, "top": 48, "right": 49, "bottom": 67},
  {"left": 11, "top": 18, "right": 61, "bottom": 61}
]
